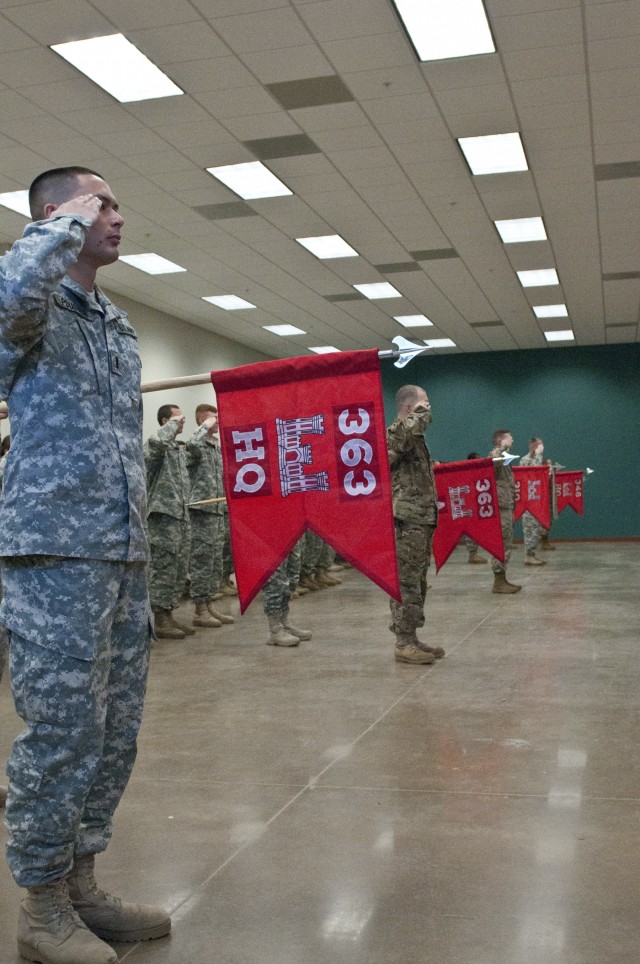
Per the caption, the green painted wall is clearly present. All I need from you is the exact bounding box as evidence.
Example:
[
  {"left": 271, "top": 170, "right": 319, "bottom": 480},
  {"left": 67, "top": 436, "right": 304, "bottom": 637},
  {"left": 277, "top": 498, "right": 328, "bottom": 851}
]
[{"left": 381, "top": 343, "right": 640, "bottom": 540}]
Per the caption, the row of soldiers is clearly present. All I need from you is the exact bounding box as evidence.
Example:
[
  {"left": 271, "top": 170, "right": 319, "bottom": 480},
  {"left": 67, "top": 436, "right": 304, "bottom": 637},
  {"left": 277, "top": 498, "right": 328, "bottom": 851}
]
[{"left": 144, "top": 402, "right": 343, "bottom": 642}]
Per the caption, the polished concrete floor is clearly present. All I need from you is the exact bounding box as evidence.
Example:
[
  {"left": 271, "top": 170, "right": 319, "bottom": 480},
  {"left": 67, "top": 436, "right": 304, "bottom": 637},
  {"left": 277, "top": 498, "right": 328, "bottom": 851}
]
[{"left": 1, "top": 541, "right": 639, "bottom": 963}]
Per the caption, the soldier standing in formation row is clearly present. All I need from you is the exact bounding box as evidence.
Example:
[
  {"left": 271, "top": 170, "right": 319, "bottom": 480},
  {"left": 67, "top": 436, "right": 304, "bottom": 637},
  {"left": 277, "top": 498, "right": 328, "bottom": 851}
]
[
  {"left": 519, "top": 436, "right": 548, "bottom": 566},
  {"left": 488, "top": 429, "right": 522, "bottom": 594},
  {"left": 186, "top": 403, "right": 234, "bottom": 629},
  {"left": 387, "top": 385, "right": 445, "bottom": 665},
  {"left": 144, "top": 405, "right": 194, "bottom": 640},
  {"left": 0, "top": 166, "right": 169, "bottom": 964}
]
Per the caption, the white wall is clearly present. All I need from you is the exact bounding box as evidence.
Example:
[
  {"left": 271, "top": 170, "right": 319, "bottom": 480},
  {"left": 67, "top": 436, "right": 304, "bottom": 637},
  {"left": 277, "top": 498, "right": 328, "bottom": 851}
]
[{"left": 107, "top": 291, "right": 271, "bottom": 439}]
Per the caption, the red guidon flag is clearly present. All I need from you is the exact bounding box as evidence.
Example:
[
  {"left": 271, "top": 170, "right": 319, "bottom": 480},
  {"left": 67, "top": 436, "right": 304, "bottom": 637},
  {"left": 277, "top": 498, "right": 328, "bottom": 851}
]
[
  {"left": 555, "top": 470, "right": 584, "bottom": 515},
  {"left": 211, "top": 350, "right": 401, "bottom": 612},
  {"left": 432, "top": 459, "right": 505, "bottom": 571},
  {"left": 513, "top": 465, "right": 551, "bottom": 527}
]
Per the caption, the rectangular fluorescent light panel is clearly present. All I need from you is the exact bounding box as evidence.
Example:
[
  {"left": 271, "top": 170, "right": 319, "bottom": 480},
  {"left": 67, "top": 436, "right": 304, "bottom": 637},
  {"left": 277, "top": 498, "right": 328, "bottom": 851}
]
[
  {"left": 309, "top": 346, "right": 341, "bottom": 354},
  {"left": 544, "top": 330, "right": 574, "bottom": 342},
  {"left": 202, "top": 295, "right": 256, "bottom": 310},
  {"left": 425, "top": 338, "right": 456, "bottom": 348},
  {"left": 392, "top": 0, "right": 495, "bottom": 61},
  {"left": 263, "top": 325, "right": 306, "bottom": 336},
  {"left": 296, "top": 235, "right": 358, "bottom": 259},
  {"left": 354, "top": 282, "right": 402, "bottom": 299},
  {"left": 458, "top": 133, "right": 528, "bottom": 175},
  {"left": 517, "top": 269, "right": 559, "bottom": 287},
  {"left": 207, "top": 162, "right": 292, "bottom": 200},
  {"left": 0, "top": 190, "right": 30, "bottom": 217},
  {"left": 394, "top": 314, "right": 434, "bottom": 327},
  {"left": 51, "top": 35, "right": 183, "bottom": 103},
  {"left": 534, "top": 304, "right": 568, "bottom": 318},
  {"left": 495, "top": 217, "right": 547, "bottom": 244},
  {"left": 119, "top": 253, "right": 186, "bottom": 275}
]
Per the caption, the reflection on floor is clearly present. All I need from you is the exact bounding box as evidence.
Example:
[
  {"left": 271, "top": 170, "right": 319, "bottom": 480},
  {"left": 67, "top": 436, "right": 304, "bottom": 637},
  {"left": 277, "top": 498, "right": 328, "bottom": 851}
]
[{"left": 1, "top": 542, "right": 639, "bottom": 963}]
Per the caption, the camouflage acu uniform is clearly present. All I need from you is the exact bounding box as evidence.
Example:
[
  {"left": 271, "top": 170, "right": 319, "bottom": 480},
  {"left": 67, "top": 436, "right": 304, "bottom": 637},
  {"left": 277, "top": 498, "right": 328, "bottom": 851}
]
[
  {"left": 489, "top": 446, "right": 515, "bottom": 574},
  {"left": 144, "top": 420, "right": 191, "bottom": 613},
  {"left": 519, "top": 450, "right": 545, "bottom": 553},
  {"left": 262, "top": 538, "right": 307, "bottom": 613},
  {"left": 288, "top": 537, "right": 304, "bottom": 593},
  {"left": 387, "top": 402, "right": 438, "bottom": 634},
  {"left": 186, "top": 426, "right": 224, "bottom": 602},
  {"left": 0, "top": 213, "right": 150, "bottom": 887}
]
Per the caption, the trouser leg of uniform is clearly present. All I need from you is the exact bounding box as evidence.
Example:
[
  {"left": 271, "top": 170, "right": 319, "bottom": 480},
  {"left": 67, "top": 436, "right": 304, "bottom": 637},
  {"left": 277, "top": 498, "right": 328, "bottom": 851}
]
[
  {"left": 210, "top": 515, "right": 224, "bottom": 596},
  {"left": 390, "top": 520, "right": 434, "bottom": 634},
  {"left": 188, "top": 509, "right": 217, "bottom": 602},
  {"left": 286, "top": 540, "right": 303, "bottom": 593},
  {"left": 76, "top": 563, "right": 150, "bottom": 857},
  {"left": 491, "top": 507, "right": 513, "bottom": 574},
  {"left": 522, "top": 510, "right": 542, "bottom": 554},
  {"left": 301, "top": 531, "right": 323, "bottom": 577},
  {"left": 1, "top": 558, "right": 151, "bottom": 888},
  {"left": 222, "top": 514, "right": 234, "bottom": 581},
  {"left": 318, "top": 541, "right": 335, "bottom": 570},
  {"left": 148, "top": 513, "right": 184, "bottom": 612},
  {"left": 173, "top": 518, "right": 190, "bottom": 611},
  {"left": 262, "top": 561, "right": 290, "bottom": 615}
]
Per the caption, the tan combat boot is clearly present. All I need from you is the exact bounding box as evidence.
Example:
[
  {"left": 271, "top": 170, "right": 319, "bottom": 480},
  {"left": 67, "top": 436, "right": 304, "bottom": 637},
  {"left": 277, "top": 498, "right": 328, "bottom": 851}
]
[
  {"left": 193, "top": 601, "right": 222, "bottom": 628},
  {"left": 220, "top": 577, "right": 238, "bottom": 596},
  {"left": 492, "top": 572, "right": 522, "bottom": 594},
  {"left": 298, "top": 574, "right": 321, "bottom": 592},
  {"left": 206, "top": 600, "right": 234, "bottom": 624},
  {"left": 67, "top": 854, "right": 170, "bottom": 944},
  {"left": 394, "top": 633, "right": 437, "bottom": 664},
  {"left": 17, "top": 877, "right": 117, "bottom": 964},
  {"left": 540, "top": 531, "right": 556, "bottom": 550},
  {"left": 525, "top": 553, "right": 546, "bottom": 566},
  {"left": 153, "top": 610, "right": 185, "bottom": 639},
  {"left": 315, "top": 568, "right": 341, "bottom": 586},
  {"left": 266, "top": 614, "right": 300, "bottom": 647},
  {"left": 282, "top": 608, "right": 312, "bottom": 641},
  {"left": 468, "top": 552, "right": 487, "bottom": 564},
  {"left": 169, "top": 612, "right": 196, "bottom": 635}
]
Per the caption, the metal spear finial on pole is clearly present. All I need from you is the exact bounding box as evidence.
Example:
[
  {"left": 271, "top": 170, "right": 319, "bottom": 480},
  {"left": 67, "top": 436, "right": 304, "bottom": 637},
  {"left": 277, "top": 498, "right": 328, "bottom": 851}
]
[{"left": 140, "top": 338, "right": 431, "bottom": 393}]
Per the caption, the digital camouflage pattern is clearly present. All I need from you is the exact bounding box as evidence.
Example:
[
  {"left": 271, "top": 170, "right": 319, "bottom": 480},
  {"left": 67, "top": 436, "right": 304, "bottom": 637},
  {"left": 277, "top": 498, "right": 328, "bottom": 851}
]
[
  {"left": 186, "top": 426, "right": 224, "bottom": 514},
  {"left": 186, "top": 426, "right": 225, "bottom": 601},
  {"left": 519, "top": 449, "right": 546, "bottom": 552},
  {"left": 2, "top": 557, "right": 150, "bottom": 888},
  {"left": 188, "top": 511, "right": 223, "bottom": 602},
  {"left": 489, "top": 446, "right": 516, "bottom": 574},
  {"left": 144, "top": 419, "right": 189, "bottom": 520},
  {"left": 490, "top": 445, "right": 516, "bottom": 511},
  {"left": 387, "top": 402, "right": 438, "bottom": 526},
  {"left": 147, "top": 513, "right": 190, "bottom": 612},
  {"left": 287, "top": 538, "right": 303, "bottom": 592},
  {"left": 0, "top": 212, "right": 151, "bottom": 886},
  {"left": 0, "top": 215, "right": 148, "bottom": 561},
  {"left": 387, "top": 401, "right": 438, "bottom": 633},
  {"left": 145, "top": 420, "right": 191, "bottom": 611},
  {"left": 262, "top": 557, "right": 292, "bottom": 615},
  {"left": 390, "top": 521, "right": 436, "bottom": 633}
]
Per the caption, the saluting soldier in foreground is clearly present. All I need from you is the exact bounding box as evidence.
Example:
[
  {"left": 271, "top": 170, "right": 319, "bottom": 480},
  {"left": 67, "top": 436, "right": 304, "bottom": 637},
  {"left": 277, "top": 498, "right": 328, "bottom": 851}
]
[{"left": 0, "top": 167, "right": 170, "bottom": 964}]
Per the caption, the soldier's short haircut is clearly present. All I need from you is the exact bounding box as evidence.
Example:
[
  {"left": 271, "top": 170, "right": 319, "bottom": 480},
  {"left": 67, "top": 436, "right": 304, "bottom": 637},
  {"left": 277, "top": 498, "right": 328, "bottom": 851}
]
[
  {"left": 395, "top": 385, "right": 422, "bottom": 410},
  {"left": 29, "top": 166, "right": 104, "bottom": 221},
  {"left": 529, "top": 436, "right": 541, "bottom": 446},
  {"left": 195, "top": 403, "right": 217, "bottom": 416},
  {"left": 492, "top": 429, "right": 510, "bottom": 446},
  {"left": 157, "top": 404, "right": 180, "bottom": 425},
  {"left": 467, "top": 451, "right": 481, "bottom": 460}
]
